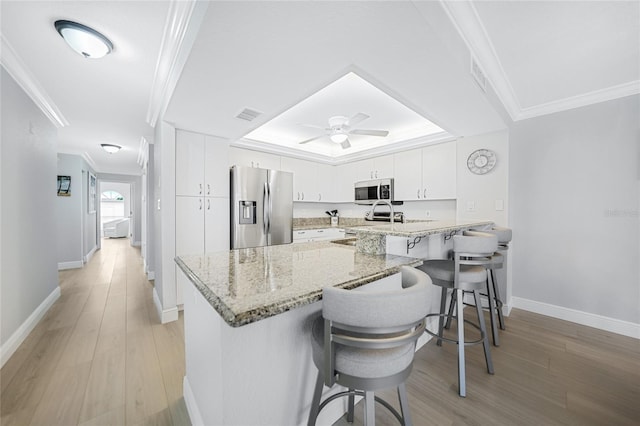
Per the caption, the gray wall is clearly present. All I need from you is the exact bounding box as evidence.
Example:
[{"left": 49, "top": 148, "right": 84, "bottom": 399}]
[
  {"left": 1, "top": 68, "right": 59, "bottom": 347},
  {"left": 509, "top": 95, "right": 639, "bottom": 324}
]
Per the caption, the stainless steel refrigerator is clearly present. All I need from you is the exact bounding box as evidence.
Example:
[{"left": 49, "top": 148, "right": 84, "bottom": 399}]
[{"left": 230, "top": 165, "right": 293, "bottom": 249}]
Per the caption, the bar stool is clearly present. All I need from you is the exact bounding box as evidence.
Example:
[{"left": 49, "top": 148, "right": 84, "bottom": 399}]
[
  {"left": 484, "top": 226, "right": 512, "bottom": 331},
  {"left": 308, "top": 266, "right": 430, "bottom": 426},
  {"left": 418, "top": 231, "right": 498, "bottom": 397}
]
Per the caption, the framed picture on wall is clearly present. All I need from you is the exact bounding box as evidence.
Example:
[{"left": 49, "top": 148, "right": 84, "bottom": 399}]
[
  {"left": 88, "top": 172, "right": 97, "bottom": 213},
  {"left": 57, "top": 175, "right": 71, "bottom": 196}
]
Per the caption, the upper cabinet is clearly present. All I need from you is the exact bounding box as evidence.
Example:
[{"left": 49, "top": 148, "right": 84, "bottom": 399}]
[
  {"left": 228, "top": 147, "right": 281, "bottom": 170},
  {"left": 354, "top": 155, "right": 394, "bottom": 181},
  {"left": 393, "top": 141, "right": 456, "bottom": 201},
  {"left": 176, "top": 130, "right": 229, "bottom": 197},
  {"left": 281, "top": 157, "right": 333, "bottom": 202},
  {"left": 332, "top": 163, "right": 357, "bottom": 203}
]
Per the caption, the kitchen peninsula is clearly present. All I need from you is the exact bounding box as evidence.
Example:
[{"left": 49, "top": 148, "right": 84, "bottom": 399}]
[{"left": 176, "top": 219, "right": 492, "bottom": 425}]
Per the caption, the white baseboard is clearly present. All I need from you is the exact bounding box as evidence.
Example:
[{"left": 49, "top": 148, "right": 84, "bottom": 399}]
[
  {"left": 183, "top": 376, "right": 200, "bottom": 426},
  {"left": 152, "top": 287, "right": 178, "bottom": 324},
  {"left": 58, "top": 261, "right": 83, "bottom": 270},
  {"left": 132, "top": 240, "right": 141, "bottom": 247},
  {"left": 511, "top": 297, "right": 640, "bottom": 339},
  {"left": 1, "top": 286, "right": 61, "bottom": 367},
  {"left": 83, "top": 245, "right": 97, "bottom": 264},
  {"left": 147, "top": 270, "right": 155, "bottom": 281}
]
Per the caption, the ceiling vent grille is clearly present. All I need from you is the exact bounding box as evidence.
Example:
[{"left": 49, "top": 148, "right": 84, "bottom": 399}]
[
  {"left": 235, "top": 108, "right": 262, "bottom": 122},
  {"left": 470, "top": 56, "right": 487, "bottom": 92}
]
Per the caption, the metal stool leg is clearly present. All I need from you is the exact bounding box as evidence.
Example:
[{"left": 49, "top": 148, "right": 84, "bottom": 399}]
[
  {"left": 398, "top": 383, "right": 412, "bottom": 426},
  {"left": 456, "top": 288, "right": 466, "bottom": 397},
  {"left": 486, "top": 274, "right": 500, "bottom": 346},
  {"left": 347, "top": 389, "right": 355, "bottom": 423},
  {"left": 473, "top": 290, "right": 494, "bottom": 375},
  {"left": 445, "top": 289, "right": 456, "bottom": 330},
  {"left": 364, "top": 391, "right": 375, "bottom": 426},
  {"left": 307, "top": 370, "right": 324, "bottom": 426},
  {"left": 491, "top": 269, "right": 506, "bottom": 330},
  {"left": 437, "top": 287, "right": 447, "bottom": 346}
]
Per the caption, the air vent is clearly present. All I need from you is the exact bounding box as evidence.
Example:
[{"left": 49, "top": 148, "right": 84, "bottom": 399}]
[
  {"left": 235, "top": 108, "right": 262, "bottom": 122},
  {"left": 470, "top": 56, "right": 487, "bottom": 92}
]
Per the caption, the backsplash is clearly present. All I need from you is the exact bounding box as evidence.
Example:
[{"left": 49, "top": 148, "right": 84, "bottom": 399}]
[{"left": 293, "top": 200, "right": 457, "bottom": 221}]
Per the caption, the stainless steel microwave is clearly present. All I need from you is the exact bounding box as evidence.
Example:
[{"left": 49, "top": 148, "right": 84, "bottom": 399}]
[{"left": 354, "top": 178, "right": 394, "bottom": 205}]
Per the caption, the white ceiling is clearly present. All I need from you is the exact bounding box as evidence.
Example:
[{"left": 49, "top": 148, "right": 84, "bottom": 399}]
[{"left": 2, "top": 1, "right": 638, "bottom": 173}]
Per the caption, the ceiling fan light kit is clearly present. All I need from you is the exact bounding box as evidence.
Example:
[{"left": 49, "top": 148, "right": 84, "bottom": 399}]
[{"left": 298, "top": 113, "right": 389, "bottom": 150}]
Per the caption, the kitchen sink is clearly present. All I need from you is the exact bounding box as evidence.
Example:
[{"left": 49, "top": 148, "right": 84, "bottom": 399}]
[{"left": 331, "top": 238, "right": 357, "bottom": 246}]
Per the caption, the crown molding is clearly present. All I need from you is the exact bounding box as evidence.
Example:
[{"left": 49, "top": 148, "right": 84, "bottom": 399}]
[
  {"left": 0, "top": 34, "right": 69, "bottom": 128},
  {"left": 235, "top": 132, "right": 456, "bottom": 166},
  {"left": 515, "top": 80, "right": 640, "bottom": 121},
  {"left": 146, "top": 0, "right": 209, "bottom": 128},
  {"left": 439, "top": 0, "right": 521, "bottom": 121},
  {"left": 439, "top": 1, "right": 640, "bottom": 123}
]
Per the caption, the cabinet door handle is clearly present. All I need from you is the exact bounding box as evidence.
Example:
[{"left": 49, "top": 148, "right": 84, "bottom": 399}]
[
  {"left": 423, "top": 188, "right": 427, "bottom": 198},
  {"left": 375, "top": 171, "right": 378, "bottom": 178},
  {"left": 207, "top": 184, "right": 211, "bottom": 195},
  {"left": 199, "top": 199, "right": 202, "bottom": 210},
  {"left": 370, "top": 171, "right": 373, "bottom": 179},
  {"left": 417, "top": 189, "right": 421, "bottom": 199},
  {"left": 318, "top": 193, "right": 321, "bottom": 201},
  {"left": 251, "top": 161, "right": 254, "bottom": 168},
  {"left": 207, "top": 199, "right": 210, "bottom": 210},
  {"left": 256, "top": 162, "right": 260, "bottom": 168},
  {"left": 301, "top": 192, "right": 305, "bottom": 201},
  {"left": 199, "top": 183, "right": 202, "bottom": 195},
  {"left": 297, "top": 192, "right": 300, "bottom": 200}
]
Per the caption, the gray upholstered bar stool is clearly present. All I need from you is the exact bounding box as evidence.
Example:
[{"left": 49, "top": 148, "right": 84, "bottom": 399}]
[
  {"left": 308, "top": 266, "right": 430, "bottom": 426},
  {"left": 483, "top": 226, "right": 512, "bottom": 332},
  {"left": 417, "top": 232, "right": 498, "bottom": 397}
]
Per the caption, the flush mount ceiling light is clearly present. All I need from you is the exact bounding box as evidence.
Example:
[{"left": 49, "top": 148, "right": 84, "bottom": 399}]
[
  {"left": 54, "top": 20, "right": 113, "bottom": 59},
  {"left": 101, "top": 144, "right": 121, "bottom": 154}
]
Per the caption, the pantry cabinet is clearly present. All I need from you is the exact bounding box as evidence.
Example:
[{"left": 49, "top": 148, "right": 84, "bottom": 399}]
[
  {"left": 393, "top": 141, "right": 456, "bottom": 201},
  {"left": 175, "top": 129, "right": 229, "bottom": 305}
]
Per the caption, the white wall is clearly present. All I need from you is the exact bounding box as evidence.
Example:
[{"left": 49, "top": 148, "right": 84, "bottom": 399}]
[
  {"left": 152, "top": 120, "right": 178, "bottom": 323},
  {"left": 509, "top": 95, "right": 639, "bottom": 333},
  {"left": 456, "top": 130, "right": 509, "bottom": 226},
  {"left": 56, "top": 154, "right": 84, "bottom": 268},
  {"left": 1, "top": 68, "right": 60, "bottom": 363}
]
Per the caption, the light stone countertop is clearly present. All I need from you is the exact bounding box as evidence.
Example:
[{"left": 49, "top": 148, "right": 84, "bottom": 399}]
[
  {"left": 350, "top": 220, "right": 494, "bottom": 238},
  {"left": 175, "top": 241, "right": 422, "bottom": 328}
]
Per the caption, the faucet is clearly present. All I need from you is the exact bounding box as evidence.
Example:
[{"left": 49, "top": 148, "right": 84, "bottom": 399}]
[{"left": 370, "top": 200, "right": 395, "bottom": 224}]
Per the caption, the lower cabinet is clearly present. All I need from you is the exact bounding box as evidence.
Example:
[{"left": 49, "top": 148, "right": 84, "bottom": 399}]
[
  {"left": 293, "top": 228, "right": 345, "bottom": 243},
  {"left": 176, "top": 195, "right": 229, "bottom": 305}
]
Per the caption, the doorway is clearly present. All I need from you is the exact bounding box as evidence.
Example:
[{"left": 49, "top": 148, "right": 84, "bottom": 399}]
[{"left": 99, "top": 181, "right": 132, "bottom": 241}]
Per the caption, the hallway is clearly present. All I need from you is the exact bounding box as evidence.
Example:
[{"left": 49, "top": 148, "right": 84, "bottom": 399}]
[{"left": 0, "top": 239, "right": 188, "bottom": 426}]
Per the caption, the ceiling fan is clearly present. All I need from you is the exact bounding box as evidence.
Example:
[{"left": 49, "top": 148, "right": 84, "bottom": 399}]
[{"left": 298, "top": 113, "right": 389, "bottom": 149}]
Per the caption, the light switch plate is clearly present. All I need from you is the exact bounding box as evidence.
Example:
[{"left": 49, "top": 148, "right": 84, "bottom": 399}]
[{"left": 466, "top": 201, "right": 476, "bottom": 212}]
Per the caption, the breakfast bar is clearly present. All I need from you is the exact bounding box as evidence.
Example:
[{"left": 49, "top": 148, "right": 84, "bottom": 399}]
[{"left": 176, "top": 220, "right": 493, "bottom": 426}]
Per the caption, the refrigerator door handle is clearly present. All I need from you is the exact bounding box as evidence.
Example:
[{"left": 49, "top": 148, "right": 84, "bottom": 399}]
[{"left": 263, "top": 182, "right": 269, "bottom": 235}]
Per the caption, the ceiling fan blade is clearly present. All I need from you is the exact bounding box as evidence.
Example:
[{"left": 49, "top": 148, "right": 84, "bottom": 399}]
[
  {"left": 349, "top": 129, "right": 389, "bottom": 137},
  {"left": 347, "top": 113, "right": 370, "bottom": 128},
  {"left": 299, "top": 135, "right": 325, "bottom": 144},
  {"left": 341, "top": 138, "right": 351, "bottom": 149},
  {"left": 299, "top": 123, "right": 330, "bottom": 130}
]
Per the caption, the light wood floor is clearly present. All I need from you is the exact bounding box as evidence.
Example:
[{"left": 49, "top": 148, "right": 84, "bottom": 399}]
[
  {"left": 2, "top": 238, "right": 640, "bottom": 426},
  {"left": 1, "top": 238, "right": 189, "bottom": 426}
]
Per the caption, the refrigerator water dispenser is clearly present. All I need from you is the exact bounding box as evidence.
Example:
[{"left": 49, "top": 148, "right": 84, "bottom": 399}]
[{"left": 239, "top": 201, "right": 256, "bottom": 224}]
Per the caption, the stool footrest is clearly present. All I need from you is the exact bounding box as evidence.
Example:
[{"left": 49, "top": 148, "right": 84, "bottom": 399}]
[{"left": 425, "top": 313, "right": 485, "bottom": 346}]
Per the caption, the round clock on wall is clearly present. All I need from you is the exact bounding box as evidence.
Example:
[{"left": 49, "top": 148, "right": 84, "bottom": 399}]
[{"left": 467, "top": 149, "right": 497, "bottom": 175}]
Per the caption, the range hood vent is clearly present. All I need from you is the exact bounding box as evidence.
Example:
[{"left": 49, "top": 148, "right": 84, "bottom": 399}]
[{"left": 235, "top": 108, "right": 262, "bottom": 122}]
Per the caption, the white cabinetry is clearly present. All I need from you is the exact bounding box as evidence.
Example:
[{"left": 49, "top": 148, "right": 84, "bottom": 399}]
[
  {"left": 175, "top": 130, "right": 229, "bottom": 305},
  {"left": 293, "top": 228, "right": 345, "bottom": 243},
  {"left": 229, "top": 147, "right": 281, "bottom": 170},
  {"left": 281, "top": 157, "right": 333, "bottom": 202},
  {"left": 332, "top": 163, "right": 357, "bottom": 202},
  {"left": 393, "top": 141, "right": 456, "bottom": 201},
  {"left": 354, "top": 155, "right": 394, "bottom": 181}
]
